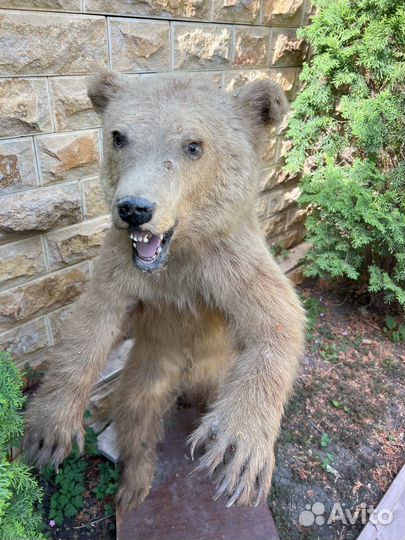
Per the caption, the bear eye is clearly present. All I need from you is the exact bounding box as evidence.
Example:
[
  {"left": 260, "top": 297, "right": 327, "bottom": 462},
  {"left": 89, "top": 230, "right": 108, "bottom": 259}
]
[
  {"left": 112, "top": 130, "right": 128, "bottom": 149},
  {"left": 185, "top": 141, "right": 203, "bottom": 159}
]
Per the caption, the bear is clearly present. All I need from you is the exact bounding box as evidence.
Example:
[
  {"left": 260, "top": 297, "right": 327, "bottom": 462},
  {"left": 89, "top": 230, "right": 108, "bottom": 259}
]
[{"left": 24, "top": 71, "right": 306, "bottom": 511}]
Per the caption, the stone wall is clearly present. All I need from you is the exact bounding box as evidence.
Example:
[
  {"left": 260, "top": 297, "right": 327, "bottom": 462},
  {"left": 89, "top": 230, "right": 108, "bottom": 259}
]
[{"left": 0, "top": 1, "right": 308, "bottom": 370}]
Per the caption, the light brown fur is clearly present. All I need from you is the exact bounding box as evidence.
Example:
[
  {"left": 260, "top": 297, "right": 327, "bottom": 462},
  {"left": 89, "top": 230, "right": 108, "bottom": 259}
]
[{"left": 24, "top": 72, "right": 306, "bottom": 510}]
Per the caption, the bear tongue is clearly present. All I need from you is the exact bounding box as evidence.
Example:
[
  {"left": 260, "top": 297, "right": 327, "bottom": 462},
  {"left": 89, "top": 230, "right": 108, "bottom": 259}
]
[{"left": 136, "top": 234, "right": 161, "bottom": 258}]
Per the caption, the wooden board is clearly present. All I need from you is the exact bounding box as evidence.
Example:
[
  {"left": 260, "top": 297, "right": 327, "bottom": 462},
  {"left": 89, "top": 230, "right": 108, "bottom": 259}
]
[
  {"left": 117, "top": 407, "right": 279, "bottom": 540},
  {"left": 357, "top": 464, "right": 405, "bottom": 540}
]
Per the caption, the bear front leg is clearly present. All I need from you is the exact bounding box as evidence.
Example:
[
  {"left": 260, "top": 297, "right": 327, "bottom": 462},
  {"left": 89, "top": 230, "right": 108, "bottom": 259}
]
[
  {"left": 113, "top": 342, "right": 181, "bottom": 512},
  {"left": 24, "top": 239, "right": 132, "bottom": 469},
  {"left": 189, "top": 243, "right": 306, "bottom": 506}
]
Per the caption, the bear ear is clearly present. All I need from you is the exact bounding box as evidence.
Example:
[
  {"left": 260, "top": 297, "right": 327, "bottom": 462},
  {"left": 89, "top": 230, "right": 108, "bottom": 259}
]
[
  {"left": 234, "top": 79, "right": 289, "bottom": 144},
  {"left": 87, "top": 69, "right": 125, "bottom": 114}
]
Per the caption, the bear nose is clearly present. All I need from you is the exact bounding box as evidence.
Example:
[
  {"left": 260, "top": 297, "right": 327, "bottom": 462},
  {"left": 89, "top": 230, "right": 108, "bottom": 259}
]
[{"left": 117, "top": 197, "right": 156, "bottom": 226}]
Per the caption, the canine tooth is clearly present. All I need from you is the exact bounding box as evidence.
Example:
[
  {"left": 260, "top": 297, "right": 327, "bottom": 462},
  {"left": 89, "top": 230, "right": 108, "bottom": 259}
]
[
  {"left": 157, "top": 246, "right": 162, "bottom": 254},
  {"left": 143, "top": 235, "right": 149, "bottom": 243},
  {"left": 159, "top": 233, "right": 163, "bottom": 240}
]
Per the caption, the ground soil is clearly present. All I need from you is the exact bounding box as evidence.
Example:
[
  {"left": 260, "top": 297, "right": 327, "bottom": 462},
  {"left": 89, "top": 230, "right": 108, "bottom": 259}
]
[{"left": 270, "top": 280, "right": 405, "bottom": 540}]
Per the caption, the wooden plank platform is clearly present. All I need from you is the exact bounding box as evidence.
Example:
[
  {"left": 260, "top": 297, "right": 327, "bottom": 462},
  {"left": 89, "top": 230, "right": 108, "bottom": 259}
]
[
  {"left": 357, "top": 464, "right": 405, "bottom": 540},
  {"left": 116, "top": 407, "right": 279, "bottom": 540}
]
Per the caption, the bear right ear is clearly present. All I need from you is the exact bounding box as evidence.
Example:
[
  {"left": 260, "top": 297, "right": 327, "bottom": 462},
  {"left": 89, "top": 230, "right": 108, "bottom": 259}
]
[
  {"left": 87, "top": 70, "right": 124, "bottom": 114},
  {"left": 234, "top": 79, "right": 289, "bottom": 151}
]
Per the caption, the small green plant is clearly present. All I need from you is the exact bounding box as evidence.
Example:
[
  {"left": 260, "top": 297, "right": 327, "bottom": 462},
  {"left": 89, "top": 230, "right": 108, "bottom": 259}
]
[
  {"left": 47, "top": 445, "right": 87, "bottom": 526},
  {"left": 45, "top": 424, "right": 119, "bottom": 526},
  {"left": 320, "top": 343, "right": 340, "bottom": 363},
  {"left": 286, "top": 0, "right": 405, "bottom": 309},
  {"left": 331, "top": 399, "right": 341, "bottom": 409},
  {"left": 320, "top": 433, "right": 331, "bottom": 448},
  {"left": 321, "top": 452, "right": 334, "bottom": 472},
  {"left": 383, "top": 315, "right": 405, "bottom": 342},
  {"left": 92, "top": 462, "right": 120, "bottom": 500},
  {"left": 0, "top": 352, "right": 45, "bottom": 540}
]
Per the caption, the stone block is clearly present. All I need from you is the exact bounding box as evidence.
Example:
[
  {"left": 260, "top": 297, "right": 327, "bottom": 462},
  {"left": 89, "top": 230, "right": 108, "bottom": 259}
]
[
  {"left": 0, "top": 182, "right": 82, "bottom": 242},
  {"left": 50, "top": 77, "right": 100, "bottom": 131},
  {"left": 0, "top": 317, "right": 49, "bottom": 366},
  {"left": 213, "top": 0, "right": 260, "bottom": 24},
  {"left": 109, "top": 19, "right": 170, "bottom": 72},
  {"left": 174, "top": 23, "right": 233, "bottom": 70},
  {"left": 262, "top": 0, "right": 305, "bottom": 26},
  {"left": 45, "top": 217, "right": 110, "bottom": 270},
  {"left": 0, "top": 262, "right": 90, "bottom": 332},
  {"left": 270, "top": 28, "right": 308, "bottom": 67},
  {"left": 83, "top": 0, "right": 209, "bottom": 19},
  {"left": 0, "top": 237, "right": 46, "bottom": 290},
  {"left": 0, "top": 138, "right": 39, "bottom": 194},
  {"left": 0, "top": 78, "right": 52, "bottom": 137},
  {"left": 36, "top": 130, "right": 100, "bottom": 184},
  {"left": 0, "top": 11, "right": 107, "bottom": 76},
  {"left": 233, "top": 27, "right": 270, "bottom": 68}
]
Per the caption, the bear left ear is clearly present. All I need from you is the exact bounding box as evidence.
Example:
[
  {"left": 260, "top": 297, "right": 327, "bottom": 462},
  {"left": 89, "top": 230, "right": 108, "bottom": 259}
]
[
  {"left": 234, "top": 79, "right": 289, "bottom": 147},
  {"left": 87, "top": 69, "right": 126, "bottom": 115}
]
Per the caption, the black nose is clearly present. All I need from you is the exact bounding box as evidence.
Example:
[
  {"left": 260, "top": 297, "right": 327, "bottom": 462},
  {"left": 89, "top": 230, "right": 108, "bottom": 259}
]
[{"left": 117, "top": 197, "right": 156, "bottom": 226}]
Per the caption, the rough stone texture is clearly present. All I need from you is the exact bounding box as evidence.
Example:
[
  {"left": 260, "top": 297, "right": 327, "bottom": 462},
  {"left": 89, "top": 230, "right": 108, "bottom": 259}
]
[
  {"left": 262, "top": 0, "right": 305, "bottom": 26},
  {"left": 45, "top": 217, "right": 110, "bottom": 270},
  {"left": 0, "top": 12, "right": 108, "bottom": 76},
  {"left": 262, "top": 137, "right": 278, "bottom": 165},
  {"left": 50, "top": 77, "right": 100, "bottom": 131},
  {"left": 109, "top": 19, "right": 170, "bottom": 73},
  {"left": 0, "top": 182, "right": 81, "bottom": 241},
  {"left": 174, "top": 24, "right": 233, "bottom": 70},
  {"left": 267, "top": 182, "right": 300, "bottom": 214},
  {"left": 270, "top": 28, "right": 308, "bottom": 67},
  {"left": 213, "top": 0, "right": 260, "bottom": 24},
  {"left": 260, "top": 165, "right": 297, "bottom": 191},
  {"left": 268, "top": 67, "right": 299, "bottom": 99},
  {"left": 83, "top": 176, "right": 109, "bottom": 218},
  {"left": 233, "top": 27, "right": 270, "bottom": 68},
  {"left": 83, "top": 0, "right": 209, "bottom": 19},
  {"left": 0, "top": 317, "right": 50, "bottom": 366},
  {"left": 0, "top": 138, "right": 39, "bottom": 194},
  {"left": 0, "top": 1, "right": 81, "bottom": 9},
  {"left": 36, "top": 130, "right": 100, "bottom": 184},
  {"left": 0, "top": 263, "right": 90, "bottom": 332},
  {"left": 47, "top": 304, "right": 74, "bottom": 343},
  {"left": 0, "top": 237, "right": 46, "bottom": 290},
  {"left": 0, "top": 78, "right": 52, "bottom": 138},
  {"left": 224, "top": 67, "right": 298, "bottom": 99}
]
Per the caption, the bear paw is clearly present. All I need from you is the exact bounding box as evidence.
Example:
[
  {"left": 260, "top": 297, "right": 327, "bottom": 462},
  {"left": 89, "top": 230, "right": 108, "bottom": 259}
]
[
  {"left": 189, "top": 410, "right": 275, "bottom": 507},
  {"left": 24, "top": 415, "right": 84, "bottom": 470},
  {"left": 116, "top": 459, "right": 154, "bottom": 512}
]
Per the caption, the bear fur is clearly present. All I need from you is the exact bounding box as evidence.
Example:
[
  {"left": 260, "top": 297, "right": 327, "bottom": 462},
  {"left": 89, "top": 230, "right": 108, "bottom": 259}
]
[{"left": 24, "top": 71, "right": 306, "bottom": 510}]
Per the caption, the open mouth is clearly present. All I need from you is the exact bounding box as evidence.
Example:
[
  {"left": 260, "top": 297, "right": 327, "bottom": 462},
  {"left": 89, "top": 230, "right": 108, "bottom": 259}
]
[{"left": 129, "top": 226, "right": 174, "bottom": 272}]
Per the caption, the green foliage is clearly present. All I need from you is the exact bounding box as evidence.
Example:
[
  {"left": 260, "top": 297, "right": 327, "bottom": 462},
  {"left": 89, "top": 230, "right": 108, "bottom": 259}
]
[
  {"left": 321, "top": 452, "right": 335, "bottom": 472},
  {"left": 0, "top": 352, "right": 45, "bottom": 540},
  {"left": 320, "top": 433, "right": 331, "bottom": 448},
  {"left": 46, "top": 425, "right": 119, "bottom": 526},
  {"left": 286, "top": 0, "right": 405, "bottom": 308},
  {"left": 383, "top": 314, "right": 405, "bottom": 341},
  {"left": 92, "top": 462, "right": 120, "bottom": 501},
  {"left": 47, "top": 445, "right": 87, "bottom": 526}
]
